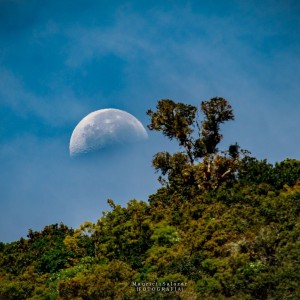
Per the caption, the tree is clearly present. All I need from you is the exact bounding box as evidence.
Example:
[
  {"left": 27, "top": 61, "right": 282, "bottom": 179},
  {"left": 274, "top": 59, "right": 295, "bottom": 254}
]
[
  {"left": 147, "top": 97, "right": 239, "bottom": 190},
  {"left": 147, "top": 99, "right": 197, "bottom": 164}
]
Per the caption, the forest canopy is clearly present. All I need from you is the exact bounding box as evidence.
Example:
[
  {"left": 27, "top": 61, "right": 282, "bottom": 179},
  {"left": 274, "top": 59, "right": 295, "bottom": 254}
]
[{"left": 1, "top": 97, "right": 300, "bottom": 300}]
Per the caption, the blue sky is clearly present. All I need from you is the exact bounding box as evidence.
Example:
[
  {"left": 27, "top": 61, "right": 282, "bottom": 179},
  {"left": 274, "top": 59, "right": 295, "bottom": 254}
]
[{"left": 1, "top": 0, "right": 300, "bottom": 242}]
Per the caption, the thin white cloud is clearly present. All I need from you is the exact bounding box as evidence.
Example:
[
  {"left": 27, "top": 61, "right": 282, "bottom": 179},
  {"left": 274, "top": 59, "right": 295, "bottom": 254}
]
[{"left": 0, "top": 67, "right": 91, "bottom": 126}]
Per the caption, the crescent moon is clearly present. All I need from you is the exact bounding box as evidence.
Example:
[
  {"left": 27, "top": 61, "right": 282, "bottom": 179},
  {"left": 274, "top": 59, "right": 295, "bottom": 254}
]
[{"left": 69, "top": 108, "right": 148, "bottom": 157}]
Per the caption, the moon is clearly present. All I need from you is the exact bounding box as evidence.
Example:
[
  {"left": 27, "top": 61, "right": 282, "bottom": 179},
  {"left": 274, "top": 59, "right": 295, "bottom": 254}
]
[{"left": 69, "top": 108, "right": 148, "bottom": 157}]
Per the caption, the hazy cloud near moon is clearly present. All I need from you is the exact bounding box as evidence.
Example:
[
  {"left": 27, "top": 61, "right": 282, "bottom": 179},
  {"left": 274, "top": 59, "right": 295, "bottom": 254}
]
[{"left": 0, "top": 133, "right": 159, "bottom": 242}]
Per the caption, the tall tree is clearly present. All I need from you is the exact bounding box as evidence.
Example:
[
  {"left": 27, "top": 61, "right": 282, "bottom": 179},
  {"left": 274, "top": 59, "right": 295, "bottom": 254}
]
[{"left": 147, "top": 97, "right": 237, "bottom": 190}]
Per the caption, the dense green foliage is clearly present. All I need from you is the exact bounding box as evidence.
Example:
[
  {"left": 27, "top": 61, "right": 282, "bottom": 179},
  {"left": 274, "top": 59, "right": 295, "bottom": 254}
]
[{"left": 1, "top": 98, "right": 300, "bottom": 299}]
